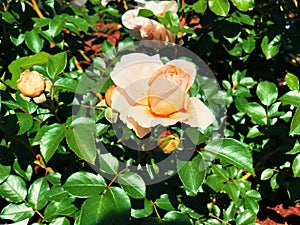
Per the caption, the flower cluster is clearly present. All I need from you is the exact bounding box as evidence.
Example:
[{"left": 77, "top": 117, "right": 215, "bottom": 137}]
[
  {"left": 109, "top": 53, "right": 215, "bottom": 138},
  {"left": 121, "top": 1, "right": 177, "bottom": 43}
]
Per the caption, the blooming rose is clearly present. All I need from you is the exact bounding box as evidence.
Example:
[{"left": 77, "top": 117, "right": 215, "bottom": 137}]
[
  {"left": 17, "top": 70, "right": 46, "bottom": 103},
  {"left": 121, "top": 1, "right": 178, "bottom": 43},
  {"left": 110, "top": 53, "right": 215, "bottom": 138}
]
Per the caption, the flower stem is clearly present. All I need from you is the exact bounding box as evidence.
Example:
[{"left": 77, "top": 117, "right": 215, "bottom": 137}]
[{"left": 31, "top": 0, "right": 44, "bottom": 18}]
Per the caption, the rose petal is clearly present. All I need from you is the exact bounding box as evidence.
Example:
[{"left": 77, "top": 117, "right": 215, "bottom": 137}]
[
  {"left": 111, "top": 87, "right": 132, "bottom": 125},
  {"left": 127, "top": 117, "right": 151, "bottom": 138},
  {"left": 121, "top": 10, "right": 139, "bottom": 30},
  {"left": 129, "top": 105, "right": 186, "bottom": 128},
  {"left": 111, "top": 53, "right": 163, "bottom": 89},
  {"left": 144, "top": 1, "right": 178, "bottom": 16},
  {"left": 184, "top": 97, "right": 215, "bottom": 130},
  {"left": 148, "top": 77, "right": 189, "bottom": 115},
  {"left": 166, "top": 59, "right": 197, "bottom": 89}
]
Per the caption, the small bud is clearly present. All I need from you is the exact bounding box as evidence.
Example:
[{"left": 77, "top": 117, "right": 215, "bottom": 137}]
[
  {"left": 105, "top": 85, "right": 116, "bottom": 107},
  {"left": 157, "top": 130, "right": 180, "bottom": 154},
  {"left": 17, "top": 70, "right": 46, "bottom": 97}
]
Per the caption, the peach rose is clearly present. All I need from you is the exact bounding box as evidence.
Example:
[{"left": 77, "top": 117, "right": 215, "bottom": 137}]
[
  {"left": 110, "top": 53, "right": 215, "bottom": 138},
  {"left": 121, "top": 1, "right": 178, "bottom": 43},
  {"left": 17, "top": 70, "right": 46, "bottom": 103}
]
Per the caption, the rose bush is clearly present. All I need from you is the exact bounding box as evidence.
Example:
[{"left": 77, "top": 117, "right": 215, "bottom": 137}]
[{"left": 110, "top": 53, "right": 215, "bottom": 138}]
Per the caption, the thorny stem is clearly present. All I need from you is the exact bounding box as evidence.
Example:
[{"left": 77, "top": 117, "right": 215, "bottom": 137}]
[
  {"left": 150, "top": 200, "right": 162, "bottom": 221},
  {"left": 104, "top": 167, "right": 129, "bottom": 192},
  {"left": 30, "top": 0, "right": 44, "bottom": 18},
  {"left": 209, "top": 213, "right": 231, "bottom": 225}
]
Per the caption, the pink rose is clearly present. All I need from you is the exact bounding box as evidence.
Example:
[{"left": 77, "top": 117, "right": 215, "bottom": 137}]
[
  {"left": 121, "top": 1, "right": 178, "bottom": 43},
  {"left": 110, "top": 53, "right": 215, "bottom": 138}
]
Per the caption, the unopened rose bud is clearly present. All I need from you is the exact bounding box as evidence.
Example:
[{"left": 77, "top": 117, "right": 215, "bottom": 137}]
[
  {"left": 17, "top": 70, "right": 46, "bottom": 97},
  {"left": 105, "top": 85, "right": 116, "bottom": 107},
  {"left": 157, "top": 130, "right": 180, "bottom": 154}
]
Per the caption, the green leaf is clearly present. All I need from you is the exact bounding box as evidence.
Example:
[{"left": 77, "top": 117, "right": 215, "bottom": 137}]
[
  {"left": 212, "top": 164, "right": 229, "bottom": 181},
  {"left": 46, "top": 52, "right": 67, "bottom": 79},
  {"left": 118, "top": 172, "right": 146, "bottom": 199},
  {"left": 0, "top": 203, "right": 34, "bottom": 222},
  {"left": 102, "top": 41, "right": 116, "bottom": 60},
  {"left": 224, "top": 181, "right": 240, "bottom": 203},
  {"left": 260, "top": 168, "right": 274, "bottom": 180},
  {"left": 261, "top": 35, "right": 282, "bottom": 60},
  {"left": 256, "top": 81, "right": 278, "bottom": 106},
  {"left": 10, "top": 33, "right": 25, "bottom": 46},
  {"left": 290, "top": 107, "right": 300, "bottom": 135},
  {"left": 49, "top": 16, "right": 65, "bottom": 37},
  {"left": 97, "top": 153, "right": 119, "bottom": 175},
  {"left": 243, "top": 102, "right": 267, "bottom": 125},
  {"left": 155, "top": 194, "right": 175, "bottom": 211},
  {"left": 49, "top": 217, "right": 70, "bottom": 225},
  {"left": 39, "top": 124, "right": 66, "bottom": 162},
  {"left": 280, "top": 90, "right": 300, "bottom": 106},
  {"left": 208, "top": 0, "right": 230, "bottom": 16},
  {"left": 0, "top": 164, "right": 10, "bottom": 183},
  {"left": 28, "top": 178, "right": 50, "bottom": 210},
  {"left": 16, "top": 112, "right": 33, "bottom": 135},
  {"left": 7, "top": 52, "right": 50, "bottom": 90},
  {"left": 231, "top": 0, "right": 254, "bottom": 11},
  {"left": 16, "top": 93, "right": 38, "bottom": 114},
  {"left": 25, "top": 30, "right": 44, "bottom": 53},
  {"left": 292, "top": 154, "right": 300, "bottom": 177},
  {"left": 13, "top": 159, "right": 32, "bottom": 181},
  {"left": 178, "top": 154, "right": 206, "bottom": 196},
  {"left": 205, "top": 138, "right": 254, "bottom": 173},
  {"left": 242, "top": 37, "right": 256, "bottom": 53},
  {"left": 54, "top": 78, "right": 78, "bottom": 92},
  {"left": 63, "top": 171, "right": 106, "bottom": 197},
  {"left": 44, "top": 198, "right": 78, "bottom": 221},
  {"left": 138, "top": 9, "right": 155, "bottom": 18},
  {"left": 1, "top": 11, "right": 16, "bottom": 24},
  {"left": 79, "top": 187, "right": 131, "bottom": 225},
  {"left": 236, "top": 210, "right": 256, "bottom": 225},
  {"left": 0, "top": 175, "right": 27, "bottom": 203},
  {"left": 193, "top": 0, "right": 207, "bottom": 13},
  {"left": 285, "top": 72, "right": 299, "bottom": 90},
  {"left": 65, "top": 126, "right": 97, "bottom": 164},
  {"left": 131, "top": 199, "right": 153, "bottom": 218},
  {"left": 163, "top": 211, "right": 192, "bottom": 225},
  {"left": 46, "top": 185, "right": 69, "bottom": 201}
]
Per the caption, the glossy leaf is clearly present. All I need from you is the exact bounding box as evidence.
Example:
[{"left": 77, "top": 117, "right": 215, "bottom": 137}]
[
  {"left": 131, "top": 199, "right": 153, "bottom": 219},
  {"left": 65, "top": 126, "right": 97, "bottom": 164},
  {"left": 97, "top": 153, "right": 119, "bottom": 175},
  {"left": 280, "top": 90, "right": 300, "bottom": 106},
  {"left": 15, "top": 112, "right": 33, "bottom": 135},
  {"left": 0, "top": 203, "right": 34, "bottom": 222},
  {"left": 39, "top": 124, "right": 65, "bottom": 162},
  {"left": 46, "top": 185, "right": 69, "bottom": 201},
  {"left": 79, "top": 187, "right": 131, "bottom": 225},
  {"left": 46, "top": 52, "right": 67, "bottom": 79},
  {"left": 285, "top": 72, "right": 299, "bottom": 90},
  {"left": 155, "top": 194, "right": 175, "bottom": 211},
  {"left": 205, "top": 138, "right": 254, "bottom": 173},
  {"left": 25, "top": 30, "right": 44, "bottom": 53},
  {"left": 193, "top": 0, "right": 207, "bottom": 13},
  {"left": 243, "top": 102, "right": 267, "bottom": 125},
  {"left": 49, "top": 217, "right": 70, "bottom": 225},
  {"left": 292, "top": 154, "right": 300, "bottom": 177},
  {"left": 28, "top": 178, "right": 50, "bottom": 210},
  {"left": 261, "top": 35, "right": 282, "bottom": 60},
  {"left": 231, "top": 0, "right": 254, "bottom": 11},
  {"left": 208, "top": 0, "right": 230, "bottom": 16},
  {"left": 0, "top": 164, "right": 10, "bottom": 183},
  {"left": 290, "top": 107, "right": 300, "bottom": 136},
  {"left": 102, "top": 41, "right": 116, "bottom": 60},
  {"left": 178, "top": 154, "right": 206, "bottom": 196},
  {"left": 0, "top": 175, "right": 27, "bottom": 203},
  {"left": 256, "top": 81, "right": 278, "bottom": 106},
  {"left": 13, "top": 159, "right": 32, "bottom": 181},
  {"left": 44, "top": 198, "right": 78, "bottom": 221},
  {"left": 118, "top": 172, "right": 146, "bottom": 199},
  {"left": 63, "top": 171, "right": 106, "bottom": 197},
  {"left": 163, "top": 211, "right": 192, "bottom": 225},
  {"left": 236, "top": 210, "right": 256, "bottom": 225},
  {"left": 260, "top": 168, "right": 274, "bottom": 180}
]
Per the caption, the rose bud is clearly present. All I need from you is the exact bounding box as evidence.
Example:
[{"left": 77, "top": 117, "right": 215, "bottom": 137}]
[
  {"left": 157, "top": 130, "right": 180, "bottom": 154},
  {"left": 105, "top": 85, "right": 116, "bottom": 107},
  {"left": 17, "top": 70, "right": 46, "bottom": 97}
]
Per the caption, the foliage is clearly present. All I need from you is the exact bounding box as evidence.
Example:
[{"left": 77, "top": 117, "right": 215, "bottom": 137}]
[{"left": 0, "top": 0, "right": 300, "bottom": 225}]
